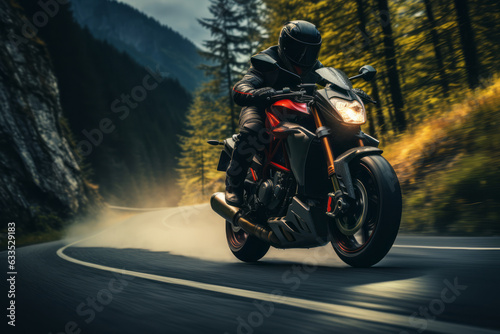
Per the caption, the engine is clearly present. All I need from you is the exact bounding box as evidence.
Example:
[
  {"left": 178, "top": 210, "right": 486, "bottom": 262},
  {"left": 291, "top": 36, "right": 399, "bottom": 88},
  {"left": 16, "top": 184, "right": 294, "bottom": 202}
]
[{"left": 256, "top": 171, "right": 294, "bottom": 212}]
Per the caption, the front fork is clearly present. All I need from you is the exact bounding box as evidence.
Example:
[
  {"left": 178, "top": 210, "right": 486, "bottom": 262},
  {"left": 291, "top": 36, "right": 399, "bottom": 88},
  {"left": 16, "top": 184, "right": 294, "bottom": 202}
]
[
  {"left": 309, "top": 105, "right": 359, "bottom": 217},
  {"left": 310, "top": 105, "right": 341, "bottom": 190}
]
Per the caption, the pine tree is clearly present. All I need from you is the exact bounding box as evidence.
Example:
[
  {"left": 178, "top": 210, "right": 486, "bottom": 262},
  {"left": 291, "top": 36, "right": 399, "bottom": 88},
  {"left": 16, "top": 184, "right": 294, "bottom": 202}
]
[
  {"left": 198, "top": 0, "right": 247, "bottom": 133},
  {"left": 177, "top": 0, "right": 270, "bottom": 204},
  {"left": 177, "top": 86, "right": 230, "bottom": 204},
  {"left": 235, "top": 0, "right": 266, "bottom": 60}
]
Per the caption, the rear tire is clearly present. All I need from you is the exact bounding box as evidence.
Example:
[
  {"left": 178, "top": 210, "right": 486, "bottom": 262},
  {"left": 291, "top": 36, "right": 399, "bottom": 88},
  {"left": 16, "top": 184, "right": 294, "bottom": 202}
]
[
  {"left": 331, "top": 155, "right": 402, "bottom": 267},
  {"left": 225, "top": 221, "right": 270, "bottom": 262}
]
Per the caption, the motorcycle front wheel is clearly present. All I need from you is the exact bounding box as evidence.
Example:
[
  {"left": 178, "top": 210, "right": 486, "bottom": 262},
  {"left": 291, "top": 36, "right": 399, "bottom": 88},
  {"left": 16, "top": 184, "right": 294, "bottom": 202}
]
[
  {"left": 225, "top": 221, "right": 270, "bottom": 262},
  {"left": 331, "top": 155, "right": 402, "bottom": 268}
]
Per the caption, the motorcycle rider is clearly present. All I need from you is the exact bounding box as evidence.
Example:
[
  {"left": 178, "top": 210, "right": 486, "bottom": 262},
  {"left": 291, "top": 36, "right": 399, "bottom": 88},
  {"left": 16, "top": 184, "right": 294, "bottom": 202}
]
[
  {"left": 225, "top": 20, "right": 371, "bottom": 207},
  {"left": 225, "top": 20, "right": 322, "bottom": 207}
]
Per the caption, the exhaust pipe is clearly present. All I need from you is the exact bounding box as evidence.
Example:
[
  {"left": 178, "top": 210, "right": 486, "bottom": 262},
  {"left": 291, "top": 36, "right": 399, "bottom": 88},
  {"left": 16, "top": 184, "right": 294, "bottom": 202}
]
[
  {"left": 210, "top": 192, "right": 280, "bottom": 247},
  {"left": 210, "top": 192, "right": 240, "bottom": 222}
]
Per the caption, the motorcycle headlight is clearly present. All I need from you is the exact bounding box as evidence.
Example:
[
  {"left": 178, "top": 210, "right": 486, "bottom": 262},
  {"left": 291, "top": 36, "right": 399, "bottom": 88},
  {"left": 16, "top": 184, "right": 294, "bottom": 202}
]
[{"left": 330, "top": 98, "right": 366, "bottom": 125}]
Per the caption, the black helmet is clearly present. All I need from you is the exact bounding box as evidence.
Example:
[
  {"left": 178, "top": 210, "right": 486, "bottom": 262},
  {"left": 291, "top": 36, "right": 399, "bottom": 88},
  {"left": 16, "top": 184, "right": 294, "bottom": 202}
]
[{"left": 278, "top": 20, "right": 322, "bottom": 70}]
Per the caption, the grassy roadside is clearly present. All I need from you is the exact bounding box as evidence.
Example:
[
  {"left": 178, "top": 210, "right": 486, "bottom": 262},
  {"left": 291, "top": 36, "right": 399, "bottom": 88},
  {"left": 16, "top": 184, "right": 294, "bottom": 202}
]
[
  {"left": 383, "top": 77, "right": 500, "bottom": 235},
  {"left": 1, "top": 229, "right": 65, "bottom": 249}
]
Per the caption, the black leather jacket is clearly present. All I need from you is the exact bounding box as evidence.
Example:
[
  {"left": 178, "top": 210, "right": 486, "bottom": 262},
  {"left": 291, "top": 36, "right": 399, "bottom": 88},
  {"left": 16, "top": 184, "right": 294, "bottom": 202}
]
[{"left": 232, "top": 46, "right": 323, "bottom": 107}]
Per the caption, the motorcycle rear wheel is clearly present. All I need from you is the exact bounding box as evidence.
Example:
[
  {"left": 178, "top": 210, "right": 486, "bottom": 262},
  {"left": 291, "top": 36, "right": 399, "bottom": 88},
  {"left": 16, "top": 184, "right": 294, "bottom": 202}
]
[
  {"left": 225, "top": 221, "right": 270, "bottom": 262},
  {"left": 331, "top": 155, "right": 402, "bottom": 268}
]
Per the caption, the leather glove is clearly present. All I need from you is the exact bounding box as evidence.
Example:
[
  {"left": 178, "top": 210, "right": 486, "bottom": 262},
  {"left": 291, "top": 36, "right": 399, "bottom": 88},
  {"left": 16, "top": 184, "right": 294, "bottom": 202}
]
[
  {"left": 353, "top": 88, "right": 376, "bottom": 104},
  {"left": 253, "top": 87, "right": 277, "bottom": 106}
]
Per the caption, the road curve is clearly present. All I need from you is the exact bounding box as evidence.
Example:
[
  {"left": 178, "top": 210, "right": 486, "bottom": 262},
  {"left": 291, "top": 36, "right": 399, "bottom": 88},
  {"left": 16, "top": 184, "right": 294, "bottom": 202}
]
[{"left": 2, "top": 204, "right": 499, "bottom": 334}]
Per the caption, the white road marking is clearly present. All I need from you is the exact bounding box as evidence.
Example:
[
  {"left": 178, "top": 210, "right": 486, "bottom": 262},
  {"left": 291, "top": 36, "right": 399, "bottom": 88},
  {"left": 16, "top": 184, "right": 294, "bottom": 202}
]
[
  {"left": 394, "top": 245, "right": 500, "bottom": 250},
  {"left": 57, "top": 233, "right": 498, "bottom": 334},
  {"left": 106, "top": 204, "right": 168, "bottom": 211}
]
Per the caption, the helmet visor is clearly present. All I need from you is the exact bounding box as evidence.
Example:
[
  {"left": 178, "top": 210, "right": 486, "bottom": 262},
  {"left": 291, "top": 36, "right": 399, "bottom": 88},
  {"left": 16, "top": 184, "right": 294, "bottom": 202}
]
[{"left": 283, "top": 35, "right": 321, "bottom": 67}]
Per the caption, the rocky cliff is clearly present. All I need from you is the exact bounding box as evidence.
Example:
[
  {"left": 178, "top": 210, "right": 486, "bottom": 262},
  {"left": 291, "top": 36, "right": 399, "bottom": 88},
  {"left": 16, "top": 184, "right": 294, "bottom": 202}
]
[{"left": 0, "top": 1, "right": 99, "bottom": 231}]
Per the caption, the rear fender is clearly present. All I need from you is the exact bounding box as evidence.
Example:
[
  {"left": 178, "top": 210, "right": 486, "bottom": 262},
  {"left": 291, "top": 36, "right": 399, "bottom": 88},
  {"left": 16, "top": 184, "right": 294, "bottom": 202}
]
[{"left": 334, "top": 146, "right": 383, "bottom": 198}]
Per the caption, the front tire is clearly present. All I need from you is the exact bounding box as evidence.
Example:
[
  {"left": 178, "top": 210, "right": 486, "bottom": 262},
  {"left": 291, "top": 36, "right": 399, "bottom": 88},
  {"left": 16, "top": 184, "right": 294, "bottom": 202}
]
[
  {"left": 225, "top": 221, "right": 270, "bottom": 262},
  {"left": 331, "top": 155, "right": 402, "bottom": 267}
]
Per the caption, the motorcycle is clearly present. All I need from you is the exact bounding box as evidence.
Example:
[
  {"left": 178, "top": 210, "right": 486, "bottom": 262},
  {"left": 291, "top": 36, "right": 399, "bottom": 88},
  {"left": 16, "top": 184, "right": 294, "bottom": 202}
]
[{"left": 208, "top": 53, "right": 402, "bottom": 268}]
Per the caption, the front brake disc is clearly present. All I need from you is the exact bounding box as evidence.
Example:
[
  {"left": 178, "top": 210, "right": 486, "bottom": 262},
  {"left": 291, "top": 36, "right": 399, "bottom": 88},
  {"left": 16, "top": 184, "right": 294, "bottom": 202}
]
[{"left": 335, "top": 179, "right": 368, "bottom": 236}]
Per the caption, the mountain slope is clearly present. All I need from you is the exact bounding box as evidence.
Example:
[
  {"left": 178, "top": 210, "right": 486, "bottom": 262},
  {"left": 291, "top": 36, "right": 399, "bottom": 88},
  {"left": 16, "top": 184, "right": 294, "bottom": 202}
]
[{"left": 70, "top": 0, "right": 206, "bottom": 90}]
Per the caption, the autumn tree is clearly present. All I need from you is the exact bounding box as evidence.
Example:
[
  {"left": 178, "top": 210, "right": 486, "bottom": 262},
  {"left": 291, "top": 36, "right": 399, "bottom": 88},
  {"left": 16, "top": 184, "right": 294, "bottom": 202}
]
[
  {"left": 423, "top": 0, "right": 449, "bottom": 98},
  {"left": 375, "top": 0, "right": 406, "bottom": 132},
  {"left": 453, "top": 0, "right": 480, "bottom": 89}
]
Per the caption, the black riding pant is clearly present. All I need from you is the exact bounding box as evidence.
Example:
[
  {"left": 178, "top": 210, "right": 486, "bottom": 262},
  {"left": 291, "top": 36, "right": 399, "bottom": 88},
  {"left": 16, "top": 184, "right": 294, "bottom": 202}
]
[
  {"left": 226, "top": 106, "right": 269, "bottom": 184},
  {"left": 237, "top": 105, "right": 271, "bottom": 154}
]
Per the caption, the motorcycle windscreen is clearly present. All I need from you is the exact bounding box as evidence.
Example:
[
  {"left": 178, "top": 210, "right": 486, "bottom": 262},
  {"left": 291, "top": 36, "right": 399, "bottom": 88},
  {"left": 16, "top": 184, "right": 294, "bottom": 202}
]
[{"left": 315, "top": 67, "right": 353, "bottom": 91}]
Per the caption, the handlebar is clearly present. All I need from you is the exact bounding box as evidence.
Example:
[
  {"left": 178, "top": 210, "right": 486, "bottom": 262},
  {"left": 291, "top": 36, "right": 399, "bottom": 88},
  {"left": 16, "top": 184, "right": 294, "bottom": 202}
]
[
  {"left": 266, "top": 85, "right": 377, "bottom": 105},
  {"left": 269, "top": 90, "right": 303, "bottom": 99},
  {"left": 267, "top": 86, "right": 313, "bottom": 102}
]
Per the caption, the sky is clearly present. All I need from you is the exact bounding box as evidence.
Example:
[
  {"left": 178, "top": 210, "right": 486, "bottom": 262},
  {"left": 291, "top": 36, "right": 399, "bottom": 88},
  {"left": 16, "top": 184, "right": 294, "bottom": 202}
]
[{"left": 116, "top": 0, "right": 212, "bottom": 48}]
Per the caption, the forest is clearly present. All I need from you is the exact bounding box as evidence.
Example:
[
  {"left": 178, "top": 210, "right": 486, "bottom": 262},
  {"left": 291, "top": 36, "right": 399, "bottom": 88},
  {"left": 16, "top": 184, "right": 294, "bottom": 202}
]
[{"left": 178, "top": 0, "right": 500, "bottom": 234}]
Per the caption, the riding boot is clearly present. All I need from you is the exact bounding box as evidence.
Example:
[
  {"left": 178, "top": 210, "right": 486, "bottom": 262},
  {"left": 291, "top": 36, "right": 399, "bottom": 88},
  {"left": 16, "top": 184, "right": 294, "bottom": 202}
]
[{"left": 225, "top": 134, "right": 255, "bottom": 207}]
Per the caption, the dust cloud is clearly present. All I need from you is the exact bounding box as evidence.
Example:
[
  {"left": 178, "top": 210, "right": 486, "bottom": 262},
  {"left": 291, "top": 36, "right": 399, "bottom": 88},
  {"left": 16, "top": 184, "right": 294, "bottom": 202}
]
[
  {"left": 64, "top": 204, "right": 237, "bottom": 262},
  {"left": 63, "top": 202, "right": 340, "bottom": 265}
]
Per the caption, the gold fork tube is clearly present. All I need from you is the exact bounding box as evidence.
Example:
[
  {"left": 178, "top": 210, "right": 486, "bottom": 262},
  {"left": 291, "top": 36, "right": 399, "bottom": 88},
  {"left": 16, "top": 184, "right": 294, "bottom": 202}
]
[{"left": 310, "top": 106, "right": 340, "bottom": 191}]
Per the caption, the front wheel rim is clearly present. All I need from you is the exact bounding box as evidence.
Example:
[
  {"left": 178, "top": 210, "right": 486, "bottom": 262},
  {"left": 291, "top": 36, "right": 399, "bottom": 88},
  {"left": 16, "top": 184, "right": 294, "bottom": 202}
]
[
  {"left": 335, "top": 179, "right": 368, "bottom": 236},
  {"left": 332, "top": 162, "right": 380, "bottom": 253}
]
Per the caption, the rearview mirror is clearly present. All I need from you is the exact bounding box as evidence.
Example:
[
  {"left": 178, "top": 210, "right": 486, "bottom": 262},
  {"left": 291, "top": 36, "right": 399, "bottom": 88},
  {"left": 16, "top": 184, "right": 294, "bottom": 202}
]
[
  {"left": 359, "top": 65, "right": 377, "bottom": 81},
  {"left": 251, "top": 54, "right": 278, "bottom": 72},
  {"left": 348, "top": 65, "right": 377, "bottom": 81}
]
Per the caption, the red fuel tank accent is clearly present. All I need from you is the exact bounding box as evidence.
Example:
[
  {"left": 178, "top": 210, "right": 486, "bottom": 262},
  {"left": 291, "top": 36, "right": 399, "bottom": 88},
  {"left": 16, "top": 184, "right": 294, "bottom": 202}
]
[{"left": 272, "top": 99, "right": 309, "bottom": 115}]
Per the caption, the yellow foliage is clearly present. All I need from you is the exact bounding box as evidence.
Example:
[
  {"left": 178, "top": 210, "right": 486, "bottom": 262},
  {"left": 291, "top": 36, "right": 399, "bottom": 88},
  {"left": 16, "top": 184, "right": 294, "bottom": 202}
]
[{"left": 384, "top": 76, "right": 500, "bottom": 233}]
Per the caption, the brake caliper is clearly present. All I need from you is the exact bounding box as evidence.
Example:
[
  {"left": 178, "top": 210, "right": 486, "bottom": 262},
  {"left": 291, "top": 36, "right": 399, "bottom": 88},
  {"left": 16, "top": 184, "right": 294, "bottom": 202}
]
[{"left": 326, "top": 190, "right": 350, "bottom": 218}]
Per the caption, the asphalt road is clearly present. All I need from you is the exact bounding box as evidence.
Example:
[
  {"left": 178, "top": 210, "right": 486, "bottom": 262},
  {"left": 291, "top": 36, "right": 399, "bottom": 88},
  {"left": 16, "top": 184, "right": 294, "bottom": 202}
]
[{"left": 2, "top": 205, "right": 500, "bottom": 334}]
